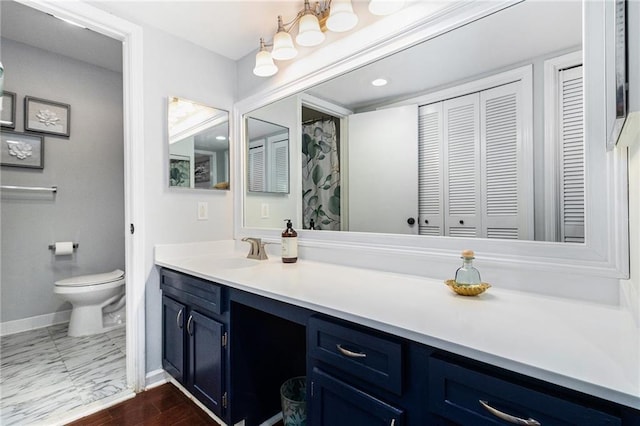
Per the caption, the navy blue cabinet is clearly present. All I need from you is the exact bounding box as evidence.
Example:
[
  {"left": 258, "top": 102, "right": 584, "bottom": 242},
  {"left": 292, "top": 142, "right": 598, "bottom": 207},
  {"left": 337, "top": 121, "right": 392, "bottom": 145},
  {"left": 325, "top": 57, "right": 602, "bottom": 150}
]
[
  {"left": 160, "top": 269, "right": 640, "bottom": 426},
  {"left": 310, "top": 367, "right": 404, "bottom": 426},
  {"left": 188, "top": 310, "right": 224, "bottom": 414},
  {"left": 161, "top": 270, "right": 228, "bottom": 420},
  {"left": 161, "top": 295, "right": 186, "bottom": 381}
]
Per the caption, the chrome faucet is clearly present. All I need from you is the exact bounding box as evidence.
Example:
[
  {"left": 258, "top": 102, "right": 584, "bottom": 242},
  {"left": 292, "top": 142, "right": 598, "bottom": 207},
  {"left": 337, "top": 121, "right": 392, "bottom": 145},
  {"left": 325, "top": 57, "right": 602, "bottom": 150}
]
[{"left": 241, "top": 237, "right": 269, "bottom": 260}]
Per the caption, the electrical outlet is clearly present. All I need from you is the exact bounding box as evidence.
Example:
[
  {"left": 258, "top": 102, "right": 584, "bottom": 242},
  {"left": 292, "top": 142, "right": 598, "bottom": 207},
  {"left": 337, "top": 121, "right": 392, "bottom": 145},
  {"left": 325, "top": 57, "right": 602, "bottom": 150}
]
[
  {"left": 261, "top": 203, "right": 269, "bottom": 218},
  {"left": 197, "top": 202, "right": 208, "bottom": 220}
]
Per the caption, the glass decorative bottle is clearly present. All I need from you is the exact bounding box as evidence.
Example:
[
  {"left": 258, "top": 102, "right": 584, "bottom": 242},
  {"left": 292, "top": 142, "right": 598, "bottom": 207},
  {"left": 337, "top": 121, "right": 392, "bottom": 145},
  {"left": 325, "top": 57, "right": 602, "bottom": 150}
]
[{"left": 454, "top": 249, "right": 481, "bottom": 286}]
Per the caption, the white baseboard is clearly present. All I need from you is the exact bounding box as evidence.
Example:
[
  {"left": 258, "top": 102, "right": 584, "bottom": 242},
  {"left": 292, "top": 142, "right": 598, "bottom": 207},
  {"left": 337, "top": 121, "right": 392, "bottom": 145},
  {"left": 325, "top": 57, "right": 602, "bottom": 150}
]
[
  {"left": 145, "top": 369, "right": 170, "bottom": 389},
  {"left": 169, "top": 377, "right": 228, "bottom": 426},
  {"left": 259, "top": 411, "right": 283, "bottom": 426},
  {"left": 1, "top": 310, "right": 71, "bottom": 336}
]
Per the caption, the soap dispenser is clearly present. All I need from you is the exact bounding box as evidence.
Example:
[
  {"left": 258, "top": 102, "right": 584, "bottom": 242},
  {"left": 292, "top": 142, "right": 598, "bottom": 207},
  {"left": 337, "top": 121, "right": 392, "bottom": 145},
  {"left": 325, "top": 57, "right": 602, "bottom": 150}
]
[
  {"left": 282, "top": 219, "right": 298, "bottom": 263},
  {"left": 454, "top": 249, "right": 481, "bottom": 286}
]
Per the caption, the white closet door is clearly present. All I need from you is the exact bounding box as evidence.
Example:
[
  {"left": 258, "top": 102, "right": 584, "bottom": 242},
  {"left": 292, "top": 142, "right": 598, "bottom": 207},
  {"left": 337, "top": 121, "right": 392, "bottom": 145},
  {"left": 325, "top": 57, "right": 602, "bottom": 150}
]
[
  {"left": 418, "top": 103, "right": 444, "bottom": 236},
  {"left": 268, "top": 133, "right": 289, "bottom": 193},
  {"left": 480, "top": 81, "right": 532, "bottom": 240},
  {"left": 347, "top": 105, "right": 419, "bottom": 234},
  {"left": 443, "top": 93, "right": 480, "bottom": 237},
  {"left": 559, "top": 65, "right": 584, "bottom": 243},
  {"left": 248, "top": 141, "right": 266, "bottom": 192}
]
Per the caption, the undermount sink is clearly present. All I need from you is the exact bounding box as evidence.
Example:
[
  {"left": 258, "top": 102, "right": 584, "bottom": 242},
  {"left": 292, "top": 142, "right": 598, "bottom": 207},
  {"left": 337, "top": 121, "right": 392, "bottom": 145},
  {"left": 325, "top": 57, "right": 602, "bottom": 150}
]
[
  {"left": 212, "top": 257, "right": 261, "bottom": 269},
  {"left": 183, "top": 256, "right": 261, "bottom": 271}
]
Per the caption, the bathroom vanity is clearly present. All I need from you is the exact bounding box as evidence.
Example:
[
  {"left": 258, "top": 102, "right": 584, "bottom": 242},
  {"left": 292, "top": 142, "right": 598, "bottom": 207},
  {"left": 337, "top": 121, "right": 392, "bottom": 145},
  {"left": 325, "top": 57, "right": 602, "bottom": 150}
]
[{"left": 156, "top": 241, "right": 640, "bottom": 426}]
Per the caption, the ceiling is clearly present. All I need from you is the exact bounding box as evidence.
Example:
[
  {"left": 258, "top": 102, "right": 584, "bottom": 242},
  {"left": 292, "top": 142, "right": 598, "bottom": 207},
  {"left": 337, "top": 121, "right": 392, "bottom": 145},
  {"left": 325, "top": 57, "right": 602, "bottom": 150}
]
[
  {"left": 91, "top": 0, "right": 306, "bottom": 61},
  {"left": 1, "top": 0, "right": 379, "bottom": 67}
]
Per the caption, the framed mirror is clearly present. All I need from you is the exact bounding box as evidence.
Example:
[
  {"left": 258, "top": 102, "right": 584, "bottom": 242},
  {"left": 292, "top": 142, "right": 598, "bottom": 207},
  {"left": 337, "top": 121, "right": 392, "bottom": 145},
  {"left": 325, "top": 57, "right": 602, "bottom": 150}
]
[
  {"left": 243, "top": 0, "right": 581, "bottom": 241},
  {"left": 168, "top": 96, "right": 230, "bottom": 190},
  {"left": 234, "top": 0, "right": 628, "bottom": 283}
]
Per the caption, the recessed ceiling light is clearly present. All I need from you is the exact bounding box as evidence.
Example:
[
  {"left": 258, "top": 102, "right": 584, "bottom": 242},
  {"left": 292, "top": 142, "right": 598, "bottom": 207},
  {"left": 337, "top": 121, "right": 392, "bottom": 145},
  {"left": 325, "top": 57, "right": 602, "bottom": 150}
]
[
  {"left": 216, "top": 136, "right": 227, "bottom": 141},
  {"left": 371, "top": 78, "right": 388, "bottom": 87}
]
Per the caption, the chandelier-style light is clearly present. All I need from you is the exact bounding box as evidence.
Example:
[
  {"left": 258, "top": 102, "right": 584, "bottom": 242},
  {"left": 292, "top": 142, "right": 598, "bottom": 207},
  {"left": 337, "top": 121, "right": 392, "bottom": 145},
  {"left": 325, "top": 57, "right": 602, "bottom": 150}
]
[{"left": 254, "top": 0, "right": 403, "bottom": 77}]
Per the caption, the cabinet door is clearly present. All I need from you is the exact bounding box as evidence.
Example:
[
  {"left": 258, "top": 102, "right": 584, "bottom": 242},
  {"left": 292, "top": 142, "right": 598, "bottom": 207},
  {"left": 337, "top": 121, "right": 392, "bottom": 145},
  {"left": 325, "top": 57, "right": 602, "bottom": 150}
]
[
  {"left": 188, "top": 309, "right": 225, "bottom": 416},
  {"left": 162, "top": 295, "right": 186, "bottom": 382},
  {"left": 310, "top": 368, "right": 404, "bottom": 426}
]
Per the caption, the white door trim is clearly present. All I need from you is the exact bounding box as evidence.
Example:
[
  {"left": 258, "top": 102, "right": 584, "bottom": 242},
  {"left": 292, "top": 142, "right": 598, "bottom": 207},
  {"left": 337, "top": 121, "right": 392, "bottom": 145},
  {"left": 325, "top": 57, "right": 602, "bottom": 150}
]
[{"left": 17, "top": 1, "right": 147, "bottom": 392}]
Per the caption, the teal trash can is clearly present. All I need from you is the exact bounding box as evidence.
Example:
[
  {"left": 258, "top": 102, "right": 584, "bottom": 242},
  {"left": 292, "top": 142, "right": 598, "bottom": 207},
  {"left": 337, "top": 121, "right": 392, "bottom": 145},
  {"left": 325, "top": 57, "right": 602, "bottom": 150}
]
[{"left": 280, "top": 376, "right": 307, "bottom": 426}]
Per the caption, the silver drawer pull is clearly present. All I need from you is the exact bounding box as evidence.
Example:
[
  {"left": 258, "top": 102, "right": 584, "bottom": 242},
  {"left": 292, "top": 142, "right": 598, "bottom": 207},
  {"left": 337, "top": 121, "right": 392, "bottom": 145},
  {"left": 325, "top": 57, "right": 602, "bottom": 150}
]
[
  {"left": 479, "top": 400, "right": 541, "bottom": 426},
  {"left": 187, "top": 315, "right": 194, "bottom": 336},
  {"left": 176, "top": 308, "right": 183, "bottom": 329},
  {"left": 336, "top": 343, "right": 367, "bottom": 358}
]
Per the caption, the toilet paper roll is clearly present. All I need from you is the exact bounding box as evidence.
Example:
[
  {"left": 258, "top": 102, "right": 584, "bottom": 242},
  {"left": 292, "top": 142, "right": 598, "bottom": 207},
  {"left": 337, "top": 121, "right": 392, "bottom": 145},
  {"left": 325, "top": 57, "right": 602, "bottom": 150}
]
[{"left": 54, "top": 242, "right": 74, "bottom": 255}]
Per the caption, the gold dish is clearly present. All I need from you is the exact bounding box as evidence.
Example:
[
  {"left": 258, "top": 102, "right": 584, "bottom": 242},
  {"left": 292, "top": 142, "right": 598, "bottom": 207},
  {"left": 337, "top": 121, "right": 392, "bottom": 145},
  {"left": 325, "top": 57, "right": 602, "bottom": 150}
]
[{"left": 445, "top": 279, "right": 491, "bottom": 296}]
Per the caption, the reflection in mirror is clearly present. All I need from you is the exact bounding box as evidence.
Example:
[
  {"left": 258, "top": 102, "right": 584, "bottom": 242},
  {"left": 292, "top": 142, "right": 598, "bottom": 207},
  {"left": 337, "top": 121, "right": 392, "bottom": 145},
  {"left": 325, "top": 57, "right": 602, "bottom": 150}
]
[
  {"left": 246, "top": 117, "right": 290, "bottom": 193},
  {"left": 244, "top": 0, "right": 584, "bottom": 242},
  {"left": 168, "top": 97, "right": 229, "bottom": 190}
]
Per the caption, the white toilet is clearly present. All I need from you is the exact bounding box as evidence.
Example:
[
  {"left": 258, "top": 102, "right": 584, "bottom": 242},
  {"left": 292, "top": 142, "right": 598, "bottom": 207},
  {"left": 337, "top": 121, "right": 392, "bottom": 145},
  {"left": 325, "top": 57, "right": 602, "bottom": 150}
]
[{"left": 54, "top": 269, "right": 126, "bottom": 337}]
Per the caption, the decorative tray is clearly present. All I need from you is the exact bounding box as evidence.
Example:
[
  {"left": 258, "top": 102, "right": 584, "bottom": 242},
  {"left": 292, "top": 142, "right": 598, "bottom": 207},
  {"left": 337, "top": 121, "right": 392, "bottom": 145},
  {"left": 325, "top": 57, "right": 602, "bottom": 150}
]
[{"left": 445, "top": 279, "right": 491, "bottom": 296}]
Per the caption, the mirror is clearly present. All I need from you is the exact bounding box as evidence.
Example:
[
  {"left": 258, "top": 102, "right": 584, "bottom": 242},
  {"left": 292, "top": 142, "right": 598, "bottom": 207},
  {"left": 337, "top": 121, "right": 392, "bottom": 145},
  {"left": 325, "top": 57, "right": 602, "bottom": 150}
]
[
  {"left": 246, "top": 117, "right": 290, "bottom": 193},
  {"left": 244, "top": 0, "right": 584, "bottom": 242},
  {"left": 168, "top": 97, "right": 230, "bottom": 190}
]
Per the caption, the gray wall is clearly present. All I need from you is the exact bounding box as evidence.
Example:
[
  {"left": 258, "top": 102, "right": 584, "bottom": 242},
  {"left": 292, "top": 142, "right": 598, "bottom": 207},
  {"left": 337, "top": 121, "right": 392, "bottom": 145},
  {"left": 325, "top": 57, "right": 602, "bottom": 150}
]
[
  {"left": 0, "top": 38, "right": 124, "bottom": 322},
  {"left": 140, "top": 26, "right": 236, "bottom": 374}
]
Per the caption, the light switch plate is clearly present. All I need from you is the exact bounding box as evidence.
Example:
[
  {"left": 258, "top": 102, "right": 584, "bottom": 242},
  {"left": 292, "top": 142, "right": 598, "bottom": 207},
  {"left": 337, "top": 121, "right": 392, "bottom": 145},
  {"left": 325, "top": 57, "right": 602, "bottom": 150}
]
[
  {"left": 261, "top": 203, "right": 269, "bottom": 218},
  {"left": 197, "top": 202, "right": 208, "bottom": 220}
]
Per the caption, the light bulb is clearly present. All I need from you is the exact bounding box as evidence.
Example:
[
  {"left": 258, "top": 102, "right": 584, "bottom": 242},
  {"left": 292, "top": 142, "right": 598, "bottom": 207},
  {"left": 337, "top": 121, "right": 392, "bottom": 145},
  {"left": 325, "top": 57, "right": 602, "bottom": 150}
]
[
  {"left": 327, "top": 0, "right": 358, "bottom": 32},
  {"left": 253, "top": 39, "right": 278, "bottom": 77},
  {"left": 368, "top": 0, "right": 405, "bottom": 16},
  {"left": 296, "top": 12, "right": 325, "bottom": 47}
]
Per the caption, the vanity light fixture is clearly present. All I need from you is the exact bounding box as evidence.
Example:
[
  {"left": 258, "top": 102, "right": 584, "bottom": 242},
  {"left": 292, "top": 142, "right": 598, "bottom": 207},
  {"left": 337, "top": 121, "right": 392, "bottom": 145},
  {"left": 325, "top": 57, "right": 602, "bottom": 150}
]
[
  {"left": 371, "top": 78, "right": 388, "bottom": 87},
  {"left": 216, "top": 136, "right": 227, "bottom": 141},
  {"left": 257, "top": 0, "right": 408, "bottom": 77}
]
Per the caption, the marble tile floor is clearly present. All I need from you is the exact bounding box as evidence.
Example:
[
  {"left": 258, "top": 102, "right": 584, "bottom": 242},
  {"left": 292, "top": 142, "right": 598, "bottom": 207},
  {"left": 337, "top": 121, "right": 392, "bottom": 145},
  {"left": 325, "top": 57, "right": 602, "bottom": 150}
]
[{"left": 1, "top": 324, "right": 128, "bottom": 426}]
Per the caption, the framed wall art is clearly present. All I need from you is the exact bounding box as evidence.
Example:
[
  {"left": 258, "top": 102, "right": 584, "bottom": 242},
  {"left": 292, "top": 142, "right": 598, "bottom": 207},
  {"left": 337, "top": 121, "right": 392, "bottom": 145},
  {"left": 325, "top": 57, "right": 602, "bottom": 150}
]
[
  {"left": 1, "top": 91, "right": 16, "bottom": 129},
  {"left": 1, "top": 130, "right": 44, "bottom": 169},
  {"left": 24, "top": 96, "right": 70, "bottom": 137}
]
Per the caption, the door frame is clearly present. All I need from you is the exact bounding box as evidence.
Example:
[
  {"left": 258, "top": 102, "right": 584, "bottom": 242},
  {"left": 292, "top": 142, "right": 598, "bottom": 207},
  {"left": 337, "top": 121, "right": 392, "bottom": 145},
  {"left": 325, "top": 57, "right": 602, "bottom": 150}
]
[{"left": 18, "top": 1, "right": 146, "bottom": 392}]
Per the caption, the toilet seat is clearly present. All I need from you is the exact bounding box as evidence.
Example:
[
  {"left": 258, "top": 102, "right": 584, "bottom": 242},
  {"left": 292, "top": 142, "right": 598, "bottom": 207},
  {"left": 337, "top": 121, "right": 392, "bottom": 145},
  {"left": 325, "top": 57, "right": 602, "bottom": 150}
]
[{"left": 55, "top": 269, "right": 125, "bottom": 287}]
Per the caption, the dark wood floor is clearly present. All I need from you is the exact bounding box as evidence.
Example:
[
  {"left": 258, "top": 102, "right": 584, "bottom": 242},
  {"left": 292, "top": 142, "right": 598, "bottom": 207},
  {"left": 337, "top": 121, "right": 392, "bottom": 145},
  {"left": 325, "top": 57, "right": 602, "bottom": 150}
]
[{"left": 66, "top": 383, "right": 220, "bottom": 426}]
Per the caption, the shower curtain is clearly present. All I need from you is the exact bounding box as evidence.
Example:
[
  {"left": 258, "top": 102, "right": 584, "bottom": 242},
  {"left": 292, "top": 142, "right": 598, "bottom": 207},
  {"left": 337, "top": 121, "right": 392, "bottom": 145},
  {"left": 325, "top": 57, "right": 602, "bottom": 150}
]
[{"left": 302, "top": 119, "right": 340, "bottom": 230}]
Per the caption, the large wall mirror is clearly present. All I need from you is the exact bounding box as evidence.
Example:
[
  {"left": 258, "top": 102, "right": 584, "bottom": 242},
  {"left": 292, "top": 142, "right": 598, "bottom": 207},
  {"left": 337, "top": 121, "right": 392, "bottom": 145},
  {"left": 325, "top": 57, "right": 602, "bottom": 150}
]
[
  {"left": 168, "top": 97, "right": 230, "bottom": 190},
  {"left": 236, "top": 0, "right": 628, "bottom": 281},
  {"left": 244, "top": 0, "right": 583, "bottom": 242}
]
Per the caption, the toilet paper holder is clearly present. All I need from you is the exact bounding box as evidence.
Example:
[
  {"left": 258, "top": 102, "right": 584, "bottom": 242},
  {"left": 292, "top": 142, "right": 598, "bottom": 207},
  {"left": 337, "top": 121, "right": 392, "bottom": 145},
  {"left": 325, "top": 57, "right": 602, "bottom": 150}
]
[{"left": 48, "top": 243, "right": 79, "bottom": 251}]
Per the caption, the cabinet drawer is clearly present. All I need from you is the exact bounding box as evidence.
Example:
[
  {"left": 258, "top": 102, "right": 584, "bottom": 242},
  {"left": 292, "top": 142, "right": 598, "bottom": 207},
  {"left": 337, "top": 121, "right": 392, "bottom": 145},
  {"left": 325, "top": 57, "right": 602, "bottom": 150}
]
[
  {"left": 308, "top": 316, "right": 403, "bottom": 395},
  {"left": 310, "top": 367, "right": 404, "bottom": 426},
  {"left": 161, "top": 268, "right": 223, "bottom": 315},
  {"left": 428, "top": 357, "right": 622, "bottom": 426}
]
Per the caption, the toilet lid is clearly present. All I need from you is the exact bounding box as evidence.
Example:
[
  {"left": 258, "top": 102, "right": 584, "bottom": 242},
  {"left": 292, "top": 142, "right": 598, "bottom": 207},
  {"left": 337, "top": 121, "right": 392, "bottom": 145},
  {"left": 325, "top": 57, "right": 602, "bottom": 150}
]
[{"left": 55, "top": 269, "right": 125, "bottom": 287}]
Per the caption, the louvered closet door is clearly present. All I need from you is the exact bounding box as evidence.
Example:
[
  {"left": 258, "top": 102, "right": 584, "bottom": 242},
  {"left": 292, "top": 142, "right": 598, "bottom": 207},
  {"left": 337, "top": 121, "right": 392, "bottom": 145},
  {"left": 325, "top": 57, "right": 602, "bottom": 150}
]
[
  {"left": 443, "top": 94, "right": 481, "bottom": 237},
  {"left": 418, "top": 103, "right": 444, "bottom": 236},
  {"left": 480, "top": 81, "right": 532, "bottom": 240},
  {"left": 248, "top": 141, "right": 266, "bottom": 192},
  {"left": 269, "top": 134, "right": 289, "bottom": 193},
  {"left": 559, "top": 65, "right": 584, "bottom": 243}
]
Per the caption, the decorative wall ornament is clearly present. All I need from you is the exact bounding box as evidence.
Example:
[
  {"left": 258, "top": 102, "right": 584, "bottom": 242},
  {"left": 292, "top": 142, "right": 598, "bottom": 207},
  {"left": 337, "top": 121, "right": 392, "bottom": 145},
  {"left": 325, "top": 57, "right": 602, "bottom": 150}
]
[
  {"left": 0, "top": 130, "right": 44, "bottom": 169},
  {"left": 1, "top": 91, "right": 16, "bottom": 129},
  {"left": 24, "top": 96, "right": 70, "bottom": 137},
  {"left": 7, "top": 140, "right": 33, "bottom": 160}
]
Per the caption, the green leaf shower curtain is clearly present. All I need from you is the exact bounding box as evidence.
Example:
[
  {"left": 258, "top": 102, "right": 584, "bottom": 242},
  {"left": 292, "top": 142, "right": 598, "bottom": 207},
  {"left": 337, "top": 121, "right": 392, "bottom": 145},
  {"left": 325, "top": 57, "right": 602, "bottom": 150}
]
[{"left": 302, "top": 119, "right": 340, "bottom": 230}]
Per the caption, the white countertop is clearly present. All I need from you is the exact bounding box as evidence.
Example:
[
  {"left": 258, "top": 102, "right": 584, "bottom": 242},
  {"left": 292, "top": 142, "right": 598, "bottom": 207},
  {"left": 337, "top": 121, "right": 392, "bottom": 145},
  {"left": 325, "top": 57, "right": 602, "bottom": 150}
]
[{"left": 155, "top": 240, "right": 640, "bottom": 409}]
